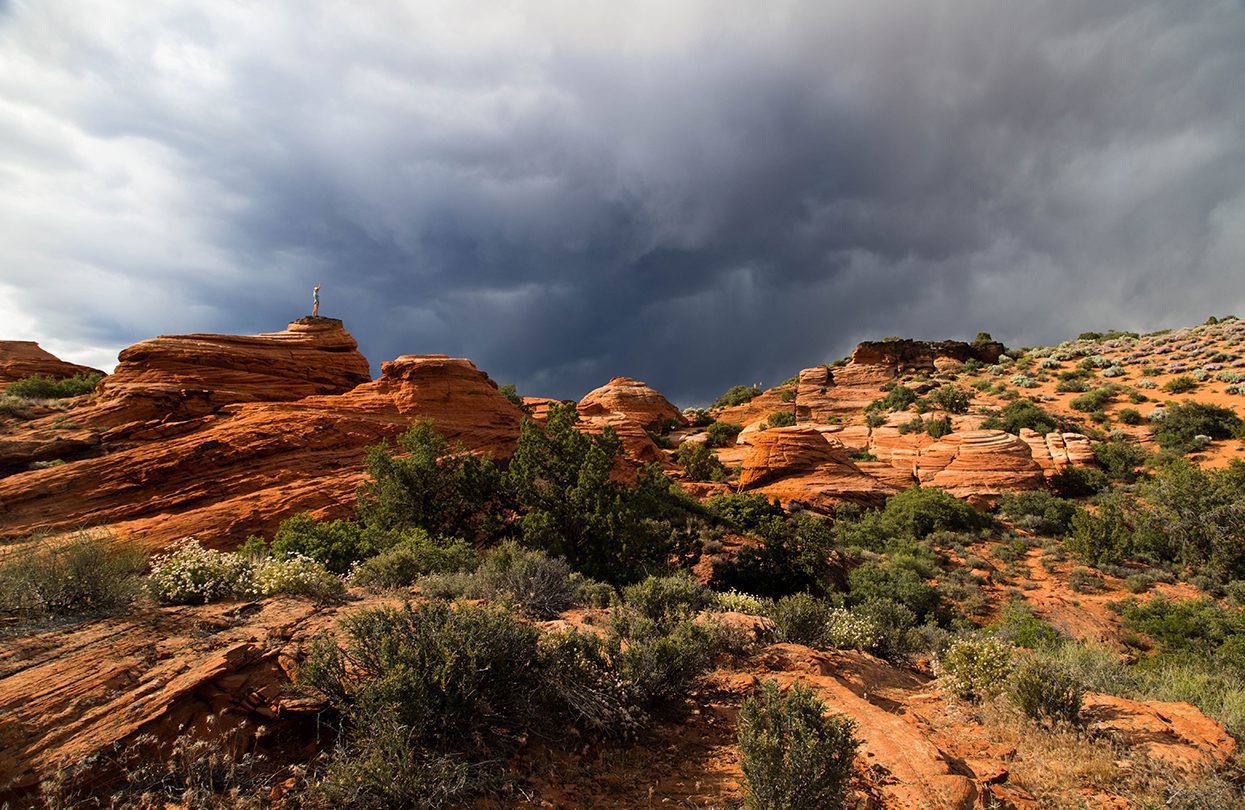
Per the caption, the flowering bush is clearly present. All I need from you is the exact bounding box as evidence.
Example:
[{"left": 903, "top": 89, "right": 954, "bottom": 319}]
[
  {"left": 1010, "top": 374, "right": 1038, "bottom": 388},
  {"left": 147, "top": 539, "right": 343, "bottom": 604},
  {"left": 1136, "top": 379, "right": 1157, "bottom": 389},
  {"left": 1038, "top": 358, "right": 1061, "bottom": 369},
  {"left": 147, "top": 539, "right": 254, "bottom": 604},
  {"left": 252, "top": 554, "right": 345, "bottom": 599},
  {"left": 1100, "top": 366, "right": 1125, "bottom": 378},
  {"left": 823, "top": 608, "right": 882, "bottom": 651},
  {"left": 938, "top": 636, "right": 1015, "bottom": 700}
]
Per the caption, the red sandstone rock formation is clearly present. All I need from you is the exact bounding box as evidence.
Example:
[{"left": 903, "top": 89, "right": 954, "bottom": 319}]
[
  {"left": 0, "top": 341, "right": 103, "bottom": 390},
  {"left": 94, "top": 316, "right": 371, "bottom": 422},
  {"left": 578, "top": 376, "right": 686, "bottom": 431},
  {"left": 738, "top": 426, "right": 895, "bottom": 507},
  {"left": 915, "top": 430, "right": 1046, "bottom": 500},
  {"left": 0, "top": 354, "right": 523, "bottom": 549}
]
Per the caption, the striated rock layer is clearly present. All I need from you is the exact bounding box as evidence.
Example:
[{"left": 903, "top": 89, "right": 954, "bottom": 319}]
[
  {"left": 94, "top": 316, "right": 371, "bottom": 422},
  {"left": 578, "top": 376, "right": 686, "bottom": 432},
  {"left": 0, "top": 354, "right": 523, "bottom": 549},
  {"left": 0, "top": 341, "right": 103, "bottom": 391}
]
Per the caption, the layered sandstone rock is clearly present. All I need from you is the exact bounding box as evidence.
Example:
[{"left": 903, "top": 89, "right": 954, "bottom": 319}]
[
  {"left": 0, "top": 320, "right": 373, "bottom": 474},
  {"left": 94, "top": 317, "right": 371, "bottom": 422},
  {"left": 0, "top": 341, "right": 103, "bottom": 390},
  {"left": 0, "top": 354, "right": 523, "bottom": 549},
  {"left": 578, "top": 376, "right": 685, "bottom": 431},
  {"left": 738, "top": 426, "right": 893, "bottom": 507},
  {"left": 915, "top": 430, "right": 1045, "bottom": 500}
]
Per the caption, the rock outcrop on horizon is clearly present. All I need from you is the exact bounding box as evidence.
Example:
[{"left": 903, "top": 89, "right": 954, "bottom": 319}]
[
  {"left": 0, "top": 333, "right": 523, "bottom": 548},
  {"left": 0, "top": 341, "right": 103, "bottom": 391},
  {"left": 94, "top": 316, "right": 371, "bottom": 423}
]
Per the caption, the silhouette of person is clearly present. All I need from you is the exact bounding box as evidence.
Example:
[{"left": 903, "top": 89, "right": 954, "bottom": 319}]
[{"left": 312, "top": 284, "right": 321, "bottom": 317}]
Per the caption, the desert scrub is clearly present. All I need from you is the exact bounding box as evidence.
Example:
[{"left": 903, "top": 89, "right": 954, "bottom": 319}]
[
  {"left": 621, "top": 573, "right": 711, "bottom": 627},
  {"left": 147, "top": 538, "right": 255, "bottom": 604},
  {"left": 417, "top": 541, "right": 606, "bottom": 619},
  {"left": 675, "top": 441, "right": 727, "bottom": 482},
  {"left": 349, "top": 530, "right": 476, "bottom": 591},
  {"left": 5, "top": 371, "right": 102, "bottom": 399},
  {"left": 713, "top": 384, "right": 763, "bottom": 408},
  {"left": 705, "top": 420, "right": 744, "bottom": 447},
  {"left": 766, "top": 410, "right": 796, "bottom": 428},
  {"left": 0, "top": 533, "right": 144, "bottom": 619},
  {"left": 1007, "top": 656, "right": 1084, "bottom": 724},
  {"left": 251, "top": 554, "right": 345, "bottom": 599},
  {"left": 737, "top": 679, "right": 859, "bottom": 810},
  {"left": 1163, "top": 375, "right": 1199, "bottom": 393},
  {"left": 939, "top": 636, "right": 1015, "bottom": 700}
]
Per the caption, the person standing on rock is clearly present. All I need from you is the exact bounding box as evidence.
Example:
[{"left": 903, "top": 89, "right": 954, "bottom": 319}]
[{"left": 312, "top": 284, "right": 321, "bottom": 317}]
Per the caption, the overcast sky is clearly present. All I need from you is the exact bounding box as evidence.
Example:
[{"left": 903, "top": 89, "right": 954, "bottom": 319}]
[{"left": 2, "top": 1, "right": 1244, "bottom": 405}]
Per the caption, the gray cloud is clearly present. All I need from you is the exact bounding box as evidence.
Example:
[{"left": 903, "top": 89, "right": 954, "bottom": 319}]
[{"left": 2, "top": 0, "right": 1244, "bottom": 404}]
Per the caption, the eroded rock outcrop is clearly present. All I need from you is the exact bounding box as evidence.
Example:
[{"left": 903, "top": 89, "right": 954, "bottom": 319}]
[
  {"left": 0, "top": 354, "right": 523, "bottom": 549},
  {"left": 738, "top": 426, "right": 894, "bottom": 507},
  {"left": 94, "top": 316, "right": 371, "bottom": 423},
  {"left": 0, "top": 341, "right": 103, "bottom": 390},
  {"left": 915, "top": 430, "right": 1046, "bottom": 500},
  {"left": 578, "top": 376, "right": 685, "bottom": 431}
]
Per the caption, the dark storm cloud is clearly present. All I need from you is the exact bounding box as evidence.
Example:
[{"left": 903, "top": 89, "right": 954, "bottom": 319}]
[{"left": 2, "top": 1, "right": 1244, "bottom": 404}]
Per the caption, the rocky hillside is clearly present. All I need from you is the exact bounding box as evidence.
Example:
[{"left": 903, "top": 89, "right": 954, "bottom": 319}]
[{"left": 2, "top": 316, "right": 1244, "bottom": 808}]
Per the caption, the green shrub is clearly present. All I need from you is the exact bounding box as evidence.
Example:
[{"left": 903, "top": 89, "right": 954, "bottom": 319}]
[
  {"left": 714, "top": 385, "right": 763, "bottom": 409},
  {"left": 1069, "top": 388, "right": 1116, "bottom": 412},
  {"left": 676, "top": 441, "right": 727, "bottom": 482},
  {"left": 1163, "top": 375, "right": 1199, "bottom": 394},
  {"left": 1114, "top": 596, "right": 1245, "bottom": 655},
  {"left": 0, "top": 533, "right": 144, "bottom": 619},
  {"left": 981, "top": 399, "right": 1059, "bottom": 435},
  {"left": 621, "top": 573, "right": 711, "bottom": 628},
  {"left": 301, "top": 603, "right": 549, "bottom": 752},
  {"left": 272, "top": 514, "right": 371, "bottom": 574},
  {"left": 1150, "top": 402, "right": 1243, "bottom": 454},
  {"left": 349, "top": 530, "right": 476, "bottom": 591},
  {"left": 839, "top": 486, "right": 988, "bottom": 549},
  {"left": 1008, "top": 656, "right": 1084, "bottom": 723},
  {"left": 738, "top": 680, "right": 859, "bottom": 810},
  {"left": 924, "top": 385, "right": 971, "bottom": 414},
  {"left": 311, "top": 710, "right": 481, "bottom": 809},
  {"left": 766, "top": 411, "right": 797, "bottom": 428},
  {"left": 990, "top": 601, "right": 1059, "bottom": 648},
  {"left": 1049, "top": 465, "right": 1108, "bottom": 498},
  {"left": 497, "top": 383, "right": 524, "bottom": 408},
  {"left": 358, "top": 421, "right": 509, "bottom": 544},
  {"left": 705, "top": 421, "right": 744, "bottom": 448},
  {"left": 1117, "top": 407, "right": 1143, "bottom": 425},
  {"left": 847, "top": 561, "right": 941, "bottom": 623},
  {"left": 999, "top": 490, "right": 1077, "bottom": 536},
  {"left": 711, "top": 513, "right": 836, "bottom": 598},
  {"left": 5, "top": 372, "right": 102, "bottom": 399},
  {"left": 1065, "top": 495, "right": 1136, "bottom": 565},
  {"left": 1092, "top": 440, "right": 1149, "bottom": 482},
  {"left": 924, "top": 417, "right": 953, "bottom": 439},
  {"left": 707, "top": 492, "right": 786, "bottom": 532},
  {"left": 506, "top": 405, "right": 699, "bottom": 583},
  {"left": 939, "top": 636, "right": 1015, "bottom": 700},
  {"left": 866, "top": 385, "right": 918, "bottom": 413},
  {"left": 147, "top": 539, "right": 254, "bottom": 605},
  {"left": 418, "top": 541, "right": 595, "bottom": 620},
  {"left": 611, "top": 614, "right": 717, "bottom": 709},
  {"left": 766, "top": 592, "right": 837, "bottom": 647}
]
